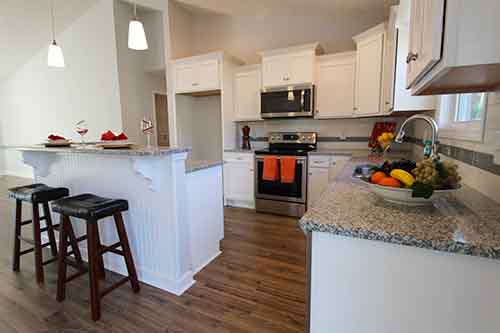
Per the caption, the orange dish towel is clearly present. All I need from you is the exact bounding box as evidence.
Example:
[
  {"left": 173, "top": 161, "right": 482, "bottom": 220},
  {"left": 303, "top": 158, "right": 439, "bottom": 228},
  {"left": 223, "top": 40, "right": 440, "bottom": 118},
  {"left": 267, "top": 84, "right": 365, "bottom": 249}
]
[
  {"left": 262, "top": 156, "right": 279, "bottom": 181},
  {"left": 280, "top": 157, "right": 296, "bottom": 183}
]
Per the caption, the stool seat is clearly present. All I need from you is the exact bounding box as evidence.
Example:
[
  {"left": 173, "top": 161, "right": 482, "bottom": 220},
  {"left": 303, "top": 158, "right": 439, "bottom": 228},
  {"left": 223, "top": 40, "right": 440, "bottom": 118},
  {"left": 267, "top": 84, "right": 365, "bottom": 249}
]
[
  {"left": 8, "top": 184, "right": 69, "bottom": 203},
  {"left": 52, "top": 194, "right": 129, "bottom": 220}
]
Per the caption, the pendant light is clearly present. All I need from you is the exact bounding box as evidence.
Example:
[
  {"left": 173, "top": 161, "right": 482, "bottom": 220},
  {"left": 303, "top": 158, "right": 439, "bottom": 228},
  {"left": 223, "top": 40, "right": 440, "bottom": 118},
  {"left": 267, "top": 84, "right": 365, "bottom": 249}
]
[
  {"left": 47, "top": 0, "right": 65, "bottom": 68},
  {"left": 128, "top": 3, "right": 149, "bottom": 50}
]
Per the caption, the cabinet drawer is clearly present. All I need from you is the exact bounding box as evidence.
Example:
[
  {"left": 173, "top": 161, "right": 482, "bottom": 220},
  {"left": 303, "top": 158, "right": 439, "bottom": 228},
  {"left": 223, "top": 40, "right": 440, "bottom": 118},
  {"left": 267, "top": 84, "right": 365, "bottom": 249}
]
[
  {"left": 309, "top": 155, "right": 331, "bottom": 168},
  {"left": 224, "top": 152, "right": 254, "bottom": 163}
]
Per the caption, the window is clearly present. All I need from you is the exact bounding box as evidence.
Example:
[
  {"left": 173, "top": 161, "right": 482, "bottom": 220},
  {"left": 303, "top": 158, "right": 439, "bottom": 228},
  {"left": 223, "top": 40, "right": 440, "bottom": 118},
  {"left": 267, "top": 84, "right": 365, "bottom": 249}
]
[{"left": 439, "top": 93, "right": 488, "bottom": 142}]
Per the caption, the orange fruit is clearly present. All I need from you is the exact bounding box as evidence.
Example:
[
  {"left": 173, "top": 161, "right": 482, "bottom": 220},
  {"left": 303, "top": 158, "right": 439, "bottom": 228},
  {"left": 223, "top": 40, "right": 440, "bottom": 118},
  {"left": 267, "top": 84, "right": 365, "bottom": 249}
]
[
  {"left": 371, "top": 171, "right": 387, "bottom": 184},
  {"left": 378, "top": 177, "right": 402, "bottom": 188}
]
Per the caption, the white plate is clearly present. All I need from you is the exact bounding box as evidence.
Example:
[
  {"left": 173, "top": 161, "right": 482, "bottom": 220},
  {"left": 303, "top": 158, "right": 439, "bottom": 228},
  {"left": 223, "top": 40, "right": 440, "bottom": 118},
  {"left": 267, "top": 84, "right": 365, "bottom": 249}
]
[{"left": 360, "top": 178, "right": 460, "bottom": 206}]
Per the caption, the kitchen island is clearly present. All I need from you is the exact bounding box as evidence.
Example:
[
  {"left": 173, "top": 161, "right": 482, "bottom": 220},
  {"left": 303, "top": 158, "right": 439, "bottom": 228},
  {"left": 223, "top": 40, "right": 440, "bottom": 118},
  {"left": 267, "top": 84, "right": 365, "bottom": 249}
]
[
  {"left": 301, "top": 156, "right": 500, "bottom": 333},
  {"left": 18, "top": 146, "right": 224, "bottom": 296}
]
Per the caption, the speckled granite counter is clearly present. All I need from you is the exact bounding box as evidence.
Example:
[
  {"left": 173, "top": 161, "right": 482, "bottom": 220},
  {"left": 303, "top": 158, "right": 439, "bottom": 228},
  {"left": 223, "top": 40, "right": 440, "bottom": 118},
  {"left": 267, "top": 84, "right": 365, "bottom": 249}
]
[
  {"left": 223, "top": 149, "right": 255, "bottom": 154},
  {"left": 300, "top": 157, "right": 500, "bottom": 260},
  {"left": 18, "top": 145, "right": 190, "bottom": 157},
  {"left": 186, "top": 160, "right": 223, "bottom": 173}
]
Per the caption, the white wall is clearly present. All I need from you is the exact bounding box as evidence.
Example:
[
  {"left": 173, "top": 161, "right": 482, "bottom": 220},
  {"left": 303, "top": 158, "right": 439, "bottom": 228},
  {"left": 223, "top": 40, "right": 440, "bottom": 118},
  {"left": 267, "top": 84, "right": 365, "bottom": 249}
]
[
  {"left": 0, "top": 0, "right": 123, "bottom": 178},
  {"left": 413, "top": 90, "right": 500, "bottom": 203},
  {"left": 171, "top": 2, "right": 386, "bottom": 64},
  {"left": 114, "top": 0, "right": 166, "bottom": 145}
]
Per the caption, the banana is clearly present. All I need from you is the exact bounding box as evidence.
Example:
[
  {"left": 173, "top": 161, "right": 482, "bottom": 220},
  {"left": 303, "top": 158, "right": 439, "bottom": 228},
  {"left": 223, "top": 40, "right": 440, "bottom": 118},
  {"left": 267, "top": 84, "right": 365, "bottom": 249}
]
[{"left": 390, "top": 169, "right": 416, "bottom": 187}]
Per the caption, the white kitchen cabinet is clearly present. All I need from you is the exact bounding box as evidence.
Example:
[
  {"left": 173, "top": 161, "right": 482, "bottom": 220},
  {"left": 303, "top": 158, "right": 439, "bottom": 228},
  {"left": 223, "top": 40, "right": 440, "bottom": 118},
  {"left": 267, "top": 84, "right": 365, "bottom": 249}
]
[
  {"left": 406, "top": 0, "right": 500, "bottom": 95},
  {"left": 382, "top": 4, "right": 436, "bottom": 112},
  {"left": 406, "top": 0, "right": 445, "bottom": 89},
  {"left": 315, "top": 52, "right": 356, "bottom": 119},
  {"left": 234, "top": 65, "right": 262, "bottom": 121},
  {"left": 353, "top": 23, "right": 386, "bottom": 116},
  {"left": 259, "top": 43, "right": 322, "bottom": 89},
  {"left": 173, "top": 54, "right": 221, "bottom": 94},
  {"left": 223, "top": 153, "right": 255, "bottom": 209}
]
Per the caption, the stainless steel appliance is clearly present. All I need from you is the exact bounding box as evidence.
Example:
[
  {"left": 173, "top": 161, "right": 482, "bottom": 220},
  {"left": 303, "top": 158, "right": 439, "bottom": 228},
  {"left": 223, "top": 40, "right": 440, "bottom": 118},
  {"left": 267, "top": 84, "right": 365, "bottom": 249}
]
[
  {"left": 255, "top": 132, "right": 317, "bottom": 217},
  {"left": 261, "top": 85, "right": 315, "bottom": 119}
]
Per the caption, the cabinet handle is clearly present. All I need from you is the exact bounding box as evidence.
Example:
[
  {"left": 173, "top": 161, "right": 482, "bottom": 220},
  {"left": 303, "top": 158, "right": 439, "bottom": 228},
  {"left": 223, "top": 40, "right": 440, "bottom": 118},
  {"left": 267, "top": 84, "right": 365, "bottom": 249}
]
[
  {"left": 283, "top": 77, "right": 290, "bottom": 81},
  {"left": 192, "top": 82, "right": 199, "bottom": 86},
  {"left": 406, "top": 53, "right": 419, "bottom": 64},
  {"left": 308, "top": 173, "right": 313, "bottom": 176},
  {"left": 353, "top": 107, "right": 358, "bottom": 111}
]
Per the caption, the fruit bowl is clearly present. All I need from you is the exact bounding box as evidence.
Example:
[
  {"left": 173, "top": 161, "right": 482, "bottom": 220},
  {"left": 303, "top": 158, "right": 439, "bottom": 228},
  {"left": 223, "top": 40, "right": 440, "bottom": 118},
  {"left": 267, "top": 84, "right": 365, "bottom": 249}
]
[{"left": 360, "top": 178, "right": 460, "bottom": 206}]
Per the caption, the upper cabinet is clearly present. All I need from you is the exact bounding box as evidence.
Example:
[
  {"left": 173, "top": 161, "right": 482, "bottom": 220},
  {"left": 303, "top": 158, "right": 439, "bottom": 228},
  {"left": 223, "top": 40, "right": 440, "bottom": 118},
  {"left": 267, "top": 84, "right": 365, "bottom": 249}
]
[
  {"left": 383, "top": 4, "right": 436, "bottom": 112},
  {"left": 259, "top": 43, "right": 323, "bottom": 89},
  {"left": 315, "top": 52, "right": 356, "bottom": 119},
  {"left": 406, "top": 0, "right": 500, "bottom": 95},
  {"left": 234, "top": 65, "right": 262, "bottom": 121},
  {"left": 173, "top": 53, "right": 221, "bottom": 94},
  {"left": 353, "top": 23, "right": 386, "bottom": 116}
]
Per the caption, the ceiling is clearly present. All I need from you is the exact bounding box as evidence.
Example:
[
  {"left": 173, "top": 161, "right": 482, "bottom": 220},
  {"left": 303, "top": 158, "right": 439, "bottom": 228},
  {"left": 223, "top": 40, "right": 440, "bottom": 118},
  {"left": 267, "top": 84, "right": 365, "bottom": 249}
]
[
  {"left": 175, "top": 0, "right": 398, "bottom": 17},
  {"left": 0, "top": 0, "right": 99, "bottom": 81}
]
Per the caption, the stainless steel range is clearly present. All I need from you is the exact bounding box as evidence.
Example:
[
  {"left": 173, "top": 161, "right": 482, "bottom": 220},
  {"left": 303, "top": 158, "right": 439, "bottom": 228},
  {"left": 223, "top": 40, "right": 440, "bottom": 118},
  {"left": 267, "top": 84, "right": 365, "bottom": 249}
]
[{"left": 254, "top": 132, "right": 317, "bottom": 217}]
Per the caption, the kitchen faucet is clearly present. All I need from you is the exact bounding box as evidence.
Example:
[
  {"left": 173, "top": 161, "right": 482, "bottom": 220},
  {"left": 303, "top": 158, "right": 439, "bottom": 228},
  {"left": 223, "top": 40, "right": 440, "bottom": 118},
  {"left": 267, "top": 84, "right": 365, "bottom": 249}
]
[{"left": 395, "top": 115, "right": 440, "bottom": 159}]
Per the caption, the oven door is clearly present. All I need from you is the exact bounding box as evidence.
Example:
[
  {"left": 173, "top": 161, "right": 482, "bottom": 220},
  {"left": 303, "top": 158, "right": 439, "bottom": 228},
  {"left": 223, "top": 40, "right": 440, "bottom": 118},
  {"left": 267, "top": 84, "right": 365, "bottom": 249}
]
[
  {"left": 255, "top": 156, "right": 307, "bottom": 203},
  {"left": 261, "top": 86, "right": 314, "bottom": 118}
]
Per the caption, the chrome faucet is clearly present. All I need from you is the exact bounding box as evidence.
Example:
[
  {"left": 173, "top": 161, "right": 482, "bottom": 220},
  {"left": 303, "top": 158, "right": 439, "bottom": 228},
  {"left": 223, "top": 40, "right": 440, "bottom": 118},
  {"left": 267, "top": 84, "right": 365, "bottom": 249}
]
[{"left": 395, "top": 114, "right": 440, "bottom": 159}]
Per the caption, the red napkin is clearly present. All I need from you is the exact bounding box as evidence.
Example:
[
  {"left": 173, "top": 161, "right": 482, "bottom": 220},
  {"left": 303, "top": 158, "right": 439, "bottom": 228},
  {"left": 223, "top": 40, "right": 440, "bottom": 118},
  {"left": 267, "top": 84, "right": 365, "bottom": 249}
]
[
  {"left": 115, "top": 132, "right": 128, "bottom": 141},
  {"left": 101, "top": 130, "right": 116, "bottom": 141},
  {"left": 101, "top": 131, "right": 129, "bottom": 141},
  {"left": 48, "top": 134, "right": 66, "bottom": 141}
]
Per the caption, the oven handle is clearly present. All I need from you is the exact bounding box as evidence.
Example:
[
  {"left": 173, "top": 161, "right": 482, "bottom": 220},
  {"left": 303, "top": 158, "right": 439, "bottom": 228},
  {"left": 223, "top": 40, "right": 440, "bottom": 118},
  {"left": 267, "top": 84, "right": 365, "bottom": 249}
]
[{"left": 255, "top": 156, "right": 307, "bottom": 161}]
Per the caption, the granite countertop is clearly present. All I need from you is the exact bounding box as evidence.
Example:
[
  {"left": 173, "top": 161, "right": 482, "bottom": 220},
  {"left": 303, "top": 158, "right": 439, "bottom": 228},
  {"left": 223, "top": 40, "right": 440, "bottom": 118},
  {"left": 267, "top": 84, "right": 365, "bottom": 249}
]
[
  {"left": 17, "top": 145, "right": 190, "bottom": 157},
  {"left": 186, "top": 160, "right": 223, "bottom": 173},
  {"left": 300, "top": 156, "right": 500, "bottom": 260},
  {"left": 223, "top": 149, "right": 256, "bottom": 154}
]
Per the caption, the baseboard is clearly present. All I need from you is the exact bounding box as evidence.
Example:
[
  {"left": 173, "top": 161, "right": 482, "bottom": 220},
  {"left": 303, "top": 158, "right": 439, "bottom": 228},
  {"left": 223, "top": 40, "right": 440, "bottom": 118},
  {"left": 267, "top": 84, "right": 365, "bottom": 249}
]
[{"left": 192, "top": 250, "right": 221, "bottom": 275}]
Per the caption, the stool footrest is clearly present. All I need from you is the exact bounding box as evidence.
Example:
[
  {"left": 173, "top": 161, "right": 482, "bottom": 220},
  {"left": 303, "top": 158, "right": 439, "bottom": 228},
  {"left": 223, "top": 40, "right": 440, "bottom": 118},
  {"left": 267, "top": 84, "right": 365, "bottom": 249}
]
[
  {"left": 42, "top": 257, "right": 58, "bottom": 266},
  {"left": 20, "top": 248, "right": 35, "bottom": 256},
  {"left": 21, "top": 216, "right": 47, "bottom": 226},
  {"left": 40, "top": 223, "right": 60, "bottom": 233},
  {"left": 100, "top": 277, "right": 130, "bottom": 298},
  {"left": 75, "top": 235, "right": 87, "bottom": 243},
  {"left": 99, "top": 242, "right": 122, "bottom": 255}
]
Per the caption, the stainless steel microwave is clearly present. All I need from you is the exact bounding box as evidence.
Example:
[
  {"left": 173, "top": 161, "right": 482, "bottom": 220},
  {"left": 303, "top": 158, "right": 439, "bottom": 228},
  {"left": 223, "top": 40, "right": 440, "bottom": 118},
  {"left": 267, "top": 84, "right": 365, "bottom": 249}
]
[{"left": 261, "top": 85, "right": 315, "bottom": 119}]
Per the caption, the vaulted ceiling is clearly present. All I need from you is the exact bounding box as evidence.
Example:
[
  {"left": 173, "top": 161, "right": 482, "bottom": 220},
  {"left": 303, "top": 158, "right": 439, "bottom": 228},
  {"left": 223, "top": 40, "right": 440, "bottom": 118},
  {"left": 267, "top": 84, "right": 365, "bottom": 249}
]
[{"left": 0, "top": 0, "right": 99, "bottom": 81}]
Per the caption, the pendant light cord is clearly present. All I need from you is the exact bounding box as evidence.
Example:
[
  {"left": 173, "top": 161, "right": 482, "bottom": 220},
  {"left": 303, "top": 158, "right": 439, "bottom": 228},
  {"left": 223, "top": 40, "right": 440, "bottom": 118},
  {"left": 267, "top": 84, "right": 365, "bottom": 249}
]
[{"left": 50, "top": 0, "right": 56, "bottom": 43}]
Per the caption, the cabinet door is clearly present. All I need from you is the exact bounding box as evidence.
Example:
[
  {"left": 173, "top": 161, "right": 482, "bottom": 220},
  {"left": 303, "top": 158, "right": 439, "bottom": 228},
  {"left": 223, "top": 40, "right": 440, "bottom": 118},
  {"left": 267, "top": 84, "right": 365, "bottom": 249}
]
[
  {"left": 197, "top": 59, "right": 220, "bottom": 91},
  {"left": 175, "top": 64, "right": 196, "bottom": 93},
  {"left": 406, "top": 0, "right": 445, "bottom": 88},
  {"left": 289, "top": 52, "right": 315, "bottom": 86},
  {"left": 307, "top": 167, "right": 329, "bottom": 209},
  {"left": 234, "top": 69, "right": 262, "bottom": 121},
  {"left": 355, "top": 33, "right": 384, "bottom": 116},
  {"left": 316, "top": 57, "right": 356, "bottom": 118},
  {"left": 381, "top": 6, "right": 398, "bottom": 114},
  {"left": 224, "top": 161, "right": 254, "bottom": 207},
  {"left": 262, "top": 56, "right": 290, "bottom": 88}
]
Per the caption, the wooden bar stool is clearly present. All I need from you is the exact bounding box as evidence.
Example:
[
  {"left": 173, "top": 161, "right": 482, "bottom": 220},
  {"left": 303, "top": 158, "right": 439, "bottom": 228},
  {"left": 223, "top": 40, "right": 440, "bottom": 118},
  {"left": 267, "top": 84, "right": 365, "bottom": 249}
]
[
  {"left": 7, "top": 183, "right": 81, "bottom": 284},
  {"left": 52, "top": 193, "right": 140, "bottom": 321}
]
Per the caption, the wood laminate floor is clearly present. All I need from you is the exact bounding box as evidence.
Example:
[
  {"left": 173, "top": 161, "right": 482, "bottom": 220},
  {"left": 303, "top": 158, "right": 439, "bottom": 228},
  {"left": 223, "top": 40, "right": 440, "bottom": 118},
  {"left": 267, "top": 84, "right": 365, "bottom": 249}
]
[{"left": 0, "top": 176, "right": 307, "bottom": 332}]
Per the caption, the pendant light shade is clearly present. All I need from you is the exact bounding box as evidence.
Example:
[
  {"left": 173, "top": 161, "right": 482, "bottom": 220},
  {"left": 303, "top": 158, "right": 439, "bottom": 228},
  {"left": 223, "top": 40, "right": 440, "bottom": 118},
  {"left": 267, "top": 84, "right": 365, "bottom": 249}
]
[
  {"left": 48, "top": 0, "right": 65, "bottom": 68},
  {"left": 48, "top": 41, "right": 65, "bottom": 68},
  {"left": 128, "top": 4, "right": 149, "bottom": 50}
]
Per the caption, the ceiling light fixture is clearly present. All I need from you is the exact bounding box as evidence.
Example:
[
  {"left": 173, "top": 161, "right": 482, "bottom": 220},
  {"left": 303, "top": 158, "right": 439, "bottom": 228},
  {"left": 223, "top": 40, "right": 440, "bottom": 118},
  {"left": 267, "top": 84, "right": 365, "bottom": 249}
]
[
  {"left": 128, "top": 3, "right": 149, "bottom": 50},
  {"left": 47, "top": 0, "right": 65, "bottom": 68}
]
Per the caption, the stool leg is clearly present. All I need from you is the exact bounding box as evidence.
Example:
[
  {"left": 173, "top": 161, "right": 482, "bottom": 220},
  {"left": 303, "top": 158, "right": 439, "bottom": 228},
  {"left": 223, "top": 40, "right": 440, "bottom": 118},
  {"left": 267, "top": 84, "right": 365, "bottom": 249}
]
[
  {"left": 113, "top": 213, "right": 140, "bottom": 293},
  {"left": 66, "top": 219, "right": 83, "bottom": 265},
  {"left": 87, "top": 222, "right": 101, "bottom": 321},
  {"left": 12, "top": 200, "right": 22, "bottom": 272},
  {"left": 56, "top": 215, "right": 69, "bottom": 302},
  {"left": 42, "top": 202, "right": 58, "bottom": 258},
  {"left": 32, "top": 203, "right": 44, "bottom": 284},
  {"left": 95, "top": 223, "right": 105, "bottom": 280}
]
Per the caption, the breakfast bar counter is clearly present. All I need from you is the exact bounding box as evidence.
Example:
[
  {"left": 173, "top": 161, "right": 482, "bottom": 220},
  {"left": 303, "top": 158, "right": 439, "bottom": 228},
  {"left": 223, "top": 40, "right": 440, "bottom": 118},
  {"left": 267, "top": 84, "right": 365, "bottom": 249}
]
[
  {"left": 17, "top": 145, "right": 224, "bottom": 296},
  {"left": 302, "top": 156, "right": 500, "bottom": 333}
]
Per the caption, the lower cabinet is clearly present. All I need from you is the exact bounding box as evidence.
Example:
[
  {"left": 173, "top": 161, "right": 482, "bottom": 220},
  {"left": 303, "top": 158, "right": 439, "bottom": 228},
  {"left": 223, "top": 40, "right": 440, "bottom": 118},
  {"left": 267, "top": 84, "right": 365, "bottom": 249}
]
[{"left": 223, "top": 153, "right": 255, "bottom": 209}]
